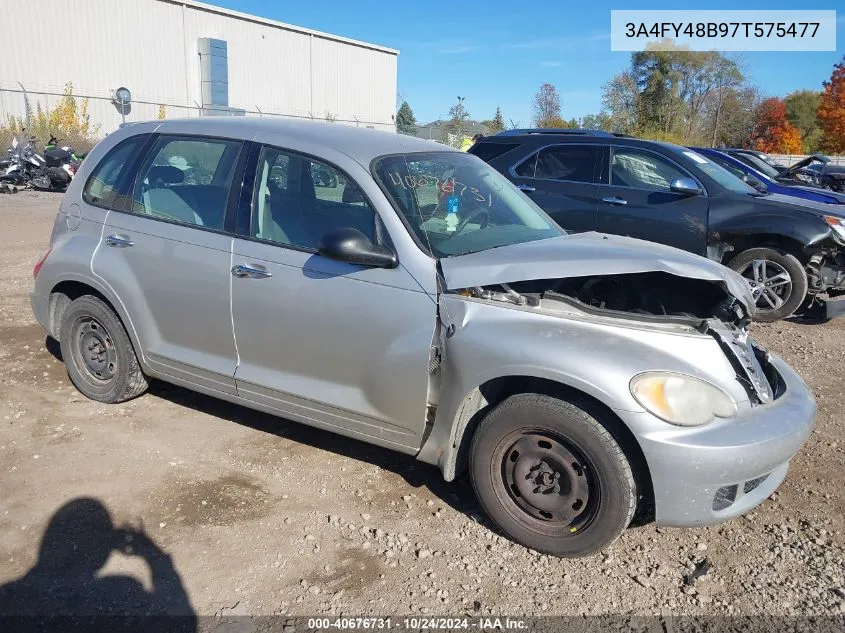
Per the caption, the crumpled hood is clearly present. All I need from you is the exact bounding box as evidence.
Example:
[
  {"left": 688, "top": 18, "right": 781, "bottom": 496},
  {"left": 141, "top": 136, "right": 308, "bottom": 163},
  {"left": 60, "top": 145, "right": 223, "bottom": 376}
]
[{"left": 440, "top": 232, "right": 754, "bottom": 313}]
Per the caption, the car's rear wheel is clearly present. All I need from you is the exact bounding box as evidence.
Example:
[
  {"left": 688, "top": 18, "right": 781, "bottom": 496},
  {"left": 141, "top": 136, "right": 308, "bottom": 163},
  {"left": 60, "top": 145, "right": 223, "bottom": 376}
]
[
  {"left": 470, "top": 393, "right": 636, "bottom": 557},
  {"left": 728, "top": 247, "right": 808, "bottom": 322},
  {"left": 59, "top": 295, "right": 148, "bottom": 403}
]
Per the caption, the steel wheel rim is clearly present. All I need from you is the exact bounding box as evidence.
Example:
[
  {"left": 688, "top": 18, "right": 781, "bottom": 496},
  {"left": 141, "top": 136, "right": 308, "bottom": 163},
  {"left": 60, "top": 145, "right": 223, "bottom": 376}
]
[
  {"left": 494, "top": 430, "right": 598, "bottom": 535},
  {"left": 737, "top": 259, "right": 793, "bottom": 310},
  {"left": 73, "top": 317, "right": 118, "bottom": 381}
]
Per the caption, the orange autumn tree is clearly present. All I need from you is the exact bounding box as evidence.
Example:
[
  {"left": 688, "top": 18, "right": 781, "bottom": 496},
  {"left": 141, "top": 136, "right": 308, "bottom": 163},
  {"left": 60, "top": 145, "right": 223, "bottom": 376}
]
[
  {"left": 818, "top": 56, "right": 845, "bottom": 154},
  {"left": 752, "top": 98, "right": 803, "bottom": 154}
]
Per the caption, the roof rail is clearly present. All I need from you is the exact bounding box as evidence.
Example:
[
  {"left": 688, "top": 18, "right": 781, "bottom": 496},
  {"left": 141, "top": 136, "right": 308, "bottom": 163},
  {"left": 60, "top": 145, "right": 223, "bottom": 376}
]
[{"left": 495, "top": 128, "right": 615, "bottom": 137}]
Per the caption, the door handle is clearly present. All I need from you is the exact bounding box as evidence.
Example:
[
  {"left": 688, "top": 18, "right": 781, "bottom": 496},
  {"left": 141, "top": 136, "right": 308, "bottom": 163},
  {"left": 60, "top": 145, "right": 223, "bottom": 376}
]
[
  {"left": 517, "top": 184, "right": 536, "bottom": 192},
  {"left": 231, "top": 264, "right": 272, "bottom": 279},
  {"left": 105, "top": 234, "right": 134, "bottom": 247},
  {"left": 601, "top": 196, "right": 628, "bottom": 206}
]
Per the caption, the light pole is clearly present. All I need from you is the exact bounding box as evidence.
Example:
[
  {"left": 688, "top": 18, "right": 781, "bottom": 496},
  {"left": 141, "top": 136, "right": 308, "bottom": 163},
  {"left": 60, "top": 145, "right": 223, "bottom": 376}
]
[{"left": 456, "top": 96, "right": 465, "bottom": 146}]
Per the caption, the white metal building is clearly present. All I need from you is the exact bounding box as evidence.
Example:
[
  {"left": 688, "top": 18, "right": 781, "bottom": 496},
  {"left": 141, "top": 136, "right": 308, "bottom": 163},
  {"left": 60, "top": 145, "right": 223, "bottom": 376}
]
[{"left": 0, "top": 0, "right": 398, "bottom": 133}]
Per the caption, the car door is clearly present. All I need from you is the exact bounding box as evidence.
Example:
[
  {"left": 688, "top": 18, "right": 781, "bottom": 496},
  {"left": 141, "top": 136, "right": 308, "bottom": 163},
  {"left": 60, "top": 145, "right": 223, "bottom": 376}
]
[
  {"left": 508, "top": 144, "right": 600, "bottom": 233},
  {"left": 92, "top": 134, "right": 244, "bottom": 394},
  {"left": 595, "top": 146, "right": 709, "bottom": 255},
  {"left": 229, "top": 144, "right": 436, "bottom": 451}
]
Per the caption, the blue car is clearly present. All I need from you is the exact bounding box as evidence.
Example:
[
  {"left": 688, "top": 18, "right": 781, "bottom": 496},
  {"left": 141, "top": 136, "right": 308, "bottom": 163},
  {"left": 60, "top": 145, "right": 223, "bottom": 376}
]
[{"left": 691, "top": 147, "right": 845, "bottom": 205}]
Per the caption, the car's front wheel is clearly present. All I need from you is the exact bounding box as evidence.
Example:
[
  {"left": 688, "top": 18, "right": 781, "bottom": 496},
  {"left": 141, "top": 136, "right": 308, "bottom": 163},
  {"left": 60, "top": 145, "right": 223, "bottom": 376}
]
[
  {"left": 728, "top": 247, "right": 808, "bottom": 322},
  {"left": 470, "top": 393, "right": 637, "bottom": 557},
  {"left": 59, "top": 295, "right": 148, "bottom": 403}
]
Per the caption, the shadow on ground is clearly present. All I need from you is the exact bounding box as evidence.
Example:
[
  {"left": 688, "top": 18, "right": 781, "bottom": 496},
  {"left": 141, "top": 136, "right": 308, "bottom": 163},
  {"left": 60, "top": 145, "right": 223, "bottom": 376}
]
[{"left": 0, "top": 497, "right": 196, "bottom": 631}]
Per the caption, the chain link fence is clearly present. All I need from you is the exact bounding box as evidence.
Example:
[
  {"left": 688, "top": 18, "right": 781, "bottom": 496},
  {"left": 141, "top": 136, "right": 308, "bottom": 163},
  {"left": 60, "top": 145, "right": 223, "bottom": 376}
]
[
  {"left": 0, "top": 85, "right": 395, "bottom": 152},
  {"left": 769, "top": 154, "right": 845, "bottom": 167}
]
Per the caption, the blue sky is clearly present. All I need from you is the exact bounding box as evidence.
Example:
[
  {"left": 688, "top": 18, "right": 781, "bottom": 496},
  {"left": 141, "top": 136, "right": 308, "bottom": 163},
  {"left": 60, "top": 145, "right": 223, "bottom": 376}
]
[{"left": 211, "top": 0, "right": 844, "bottom": 126}]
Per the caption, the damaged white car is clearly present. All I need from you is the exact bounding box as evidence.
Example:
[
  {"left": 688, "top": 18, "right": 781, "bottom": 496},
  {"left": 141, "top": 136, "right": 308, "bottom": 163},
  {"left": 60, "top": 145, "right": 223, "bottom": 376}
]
[{"left": 31, "top": 119, "right": 815, "bottom": 557}]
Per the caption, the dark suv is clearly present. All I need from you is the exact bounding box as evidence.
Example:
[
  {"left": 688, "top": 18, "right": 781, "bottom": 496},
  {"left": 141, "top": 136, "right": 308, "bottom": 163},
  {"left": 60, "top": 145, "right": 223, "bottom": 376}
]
[{"left": 470, "top": 130, "right": 845, "bottom": 321}]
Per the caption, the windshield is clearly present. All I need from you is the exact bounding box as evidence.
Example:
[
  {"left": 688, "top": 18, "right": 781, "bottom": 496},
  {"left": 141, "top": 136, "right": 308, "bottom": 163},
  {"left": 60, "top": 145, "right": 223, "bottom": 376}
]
[
  {"left": 679, "top": 150, "right": 758, "bottom": 195},
  {"left": 740, "top": 154, "right": 781, "bottom": 178},
  {"left": 372, "top": 152, "right": 562, "bottom": 258}
]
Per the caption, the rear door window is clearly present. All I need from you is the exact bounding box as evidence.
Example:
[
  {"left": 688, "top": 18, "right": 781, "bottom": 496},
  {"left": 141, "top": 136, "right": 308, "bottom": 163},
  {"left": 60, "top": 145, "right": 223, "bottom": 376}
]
[
  {"left": 82, "top": 135, "right": 147, "bottom": 209},
  {"left": 513, "top": 153, "right": 537, "bottom": 178},
  {"left": 128, "top": 136, "right": 242, "bottom": 230},
  {"left": 535, "top": 145, "right": 600, "bottom": 183}
]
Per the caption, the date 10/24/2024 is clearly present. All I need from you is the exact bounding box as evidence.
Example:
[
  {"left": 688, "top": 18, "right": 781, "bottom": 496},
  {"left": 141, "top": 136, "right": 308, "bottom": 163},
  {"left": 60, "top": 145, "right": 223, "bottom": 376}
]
[{"left": 306, "top": 617, "right": 529, "bottom": 630}]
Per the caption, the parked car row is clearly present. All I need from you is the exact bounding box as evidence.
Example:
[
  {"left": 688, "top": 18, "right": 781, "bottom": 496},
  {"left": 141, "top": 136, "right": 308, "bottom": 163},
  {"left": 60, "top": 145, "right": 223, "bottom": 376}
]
[
  {"left": 470, "top": 130, "right": 845, "bottom": 322},
  {"left": 30, "top": 118, "right": 818, "bottom": 559}
]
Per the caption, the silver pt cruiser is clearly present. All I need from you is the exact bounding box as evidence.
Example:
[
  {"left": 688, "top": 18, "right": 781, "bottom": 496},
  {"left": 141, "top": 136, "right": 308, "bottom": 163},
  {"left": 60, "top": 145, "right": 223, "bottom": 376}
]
[{"left": 30, "top": 118, "right": 816, "bottom": 556}]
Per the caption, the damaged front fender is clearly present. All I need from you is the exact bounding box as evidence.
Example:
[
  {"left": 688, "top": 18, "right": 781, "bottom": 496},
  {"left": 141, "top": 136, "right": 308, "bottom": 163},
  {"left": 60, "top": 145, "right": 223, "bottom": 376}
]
[{"left": 417, "top": 293, "right": 748, "bottom": 480}]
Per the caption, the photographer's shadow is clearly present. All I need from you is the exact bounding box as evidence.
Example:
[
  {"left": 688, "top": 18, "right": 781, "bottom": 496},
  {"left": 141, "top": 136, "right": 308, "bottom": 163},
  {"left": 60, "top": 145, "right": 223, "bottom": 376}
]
[{"left": 0, "top": 497, "right": 196, "bottom": 630}]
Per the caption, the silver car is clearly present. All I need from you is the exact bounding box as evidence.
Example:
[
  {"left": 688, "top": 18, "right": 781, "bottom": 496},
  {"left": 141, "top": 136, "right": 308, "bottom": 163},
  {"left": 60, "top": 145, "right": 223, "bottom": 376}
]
[{"left": 31, "top": 118, "right": 815, "bottom": 557}]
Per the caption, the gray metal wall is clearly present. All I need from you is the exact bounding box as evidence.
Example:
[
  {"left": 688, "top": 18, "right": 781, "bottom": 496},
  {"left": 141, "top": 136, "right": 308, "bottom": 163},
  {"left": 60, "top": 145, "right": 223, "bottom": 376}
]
[{"left": 0, "top": 0, "right": 398, "bottom": 133}]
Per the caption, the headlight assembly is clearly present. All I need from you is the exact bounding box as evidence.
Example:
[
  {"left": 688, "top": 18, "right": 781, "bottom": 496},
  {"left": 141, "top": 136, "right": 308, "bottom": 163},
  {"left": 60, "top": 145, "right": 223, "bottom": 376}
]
[
  {"left": 630, "top": 372, "right": 737, "bottom": 427},
  {"left": 823, "top": 216, "right": 845, "bottom": 243}
]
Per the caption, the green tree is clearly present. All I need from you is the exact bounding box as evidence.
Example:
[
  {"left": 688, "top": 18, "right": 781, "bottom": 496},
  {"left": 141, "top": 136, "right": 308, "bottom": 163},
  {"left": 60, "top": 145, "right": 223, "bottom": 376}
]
[
  {"left": 446, "top": 97, "right": 471, "bottom": 146},
  {"left": 396, "top": 100, "right": 417, "bottom": 135},
  {"left": 784, "top": 90, "right": 822, "bottom": 152},
  {"left": 493, "top": 106, "right": 505, "bottom": 132},
  {"left": 600, "top": 72, "right": 640, "bottom": 133},
  {"left": 703, "top": 54, "right": 745, "bottom": 146},
  {"left": 481, "top": 107, "right": 507, "bottom": 134},
  {"left": 629, "top": 44, "right": 745, "bottom": 143},
  {"left": 579, "top": 112, "right": 613, "bottom": 130},
  {"left": 709, "top": 86, "right": 762, "bottom": 148}
]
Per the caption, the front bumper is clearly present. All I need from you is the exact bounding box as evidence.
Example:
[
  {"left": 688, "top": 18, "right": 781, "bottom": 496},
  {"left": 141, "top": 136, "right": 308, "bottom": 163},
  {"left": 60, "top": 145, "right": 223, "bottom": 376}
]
[{"left": 616, "top": 354, "right": 816, "bottom": 527}]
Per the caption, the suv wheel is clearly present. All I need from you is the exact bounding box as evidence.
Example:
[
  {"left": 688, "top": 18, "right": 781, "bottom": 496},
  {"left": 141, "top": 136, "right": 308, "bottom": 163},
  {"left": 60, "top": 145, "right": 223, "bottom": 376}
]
[
  {"left": 470, "top": 393, "right": 636, "bottom": 557},
  {"left": 59, "top": 295, "right": 148, "bottom": 403},
  {"left": 728, "top": 248, "right": 808, "bottom": 322}
]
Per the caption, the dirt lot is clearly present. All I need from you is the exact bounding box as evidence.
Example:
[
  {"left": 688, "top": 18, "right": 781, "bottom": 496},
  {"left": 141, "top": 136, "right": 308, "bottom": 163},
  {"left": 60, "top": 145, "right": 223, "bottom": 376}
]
[{"left": 0, "top": 191, "right": 843, "bottom": 620}]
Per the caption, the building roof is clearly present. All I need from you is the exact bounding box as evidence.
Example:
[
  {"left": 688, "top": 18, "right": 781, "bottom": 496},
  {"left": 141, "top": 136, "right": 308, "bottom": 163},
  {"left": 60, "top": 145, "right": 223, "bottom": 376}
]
[
  {"left": 158, "top": 0, "right": 399, "bottom": 55},
  {"left": 145, "top": 117, "right": 457, "bottom": 165}
]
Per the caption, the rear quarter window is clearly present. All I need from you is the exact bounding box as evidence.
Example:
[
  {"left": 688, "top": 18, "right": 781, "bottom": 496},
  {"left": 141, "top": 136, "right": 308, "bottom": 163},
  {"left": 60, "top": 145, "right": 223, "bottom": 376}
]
[
  {"left": 469, "top": 142, "right": 520, "bottom": 163},
  {"left": 82, "top": 136, "right": 147, "bottom": 209}
]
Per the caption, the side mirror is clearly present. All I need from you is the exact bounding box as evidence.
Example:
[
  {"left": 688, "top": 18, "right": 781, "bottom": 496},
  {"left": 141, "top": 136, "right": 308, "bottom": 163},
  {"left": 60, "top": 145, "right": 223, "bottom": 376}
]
[
  {"left": 669, "top": 177, "right": 702, "bottom": 196},
  {"left": 318, "top": 228, "right": 398, "bottom": 269}
]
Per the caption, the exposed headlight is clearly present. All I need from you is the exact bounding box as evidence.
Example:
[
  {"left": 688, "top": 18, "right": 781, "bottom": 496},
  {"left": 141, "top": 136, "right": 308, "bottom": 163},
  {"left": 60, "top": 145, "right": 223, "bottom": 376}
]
[
  {"left": 630, "top": 372, "right": 737, "bottom": 426},
  {"left": 823, "top": 216, "right": 845, "bottom": 243}
]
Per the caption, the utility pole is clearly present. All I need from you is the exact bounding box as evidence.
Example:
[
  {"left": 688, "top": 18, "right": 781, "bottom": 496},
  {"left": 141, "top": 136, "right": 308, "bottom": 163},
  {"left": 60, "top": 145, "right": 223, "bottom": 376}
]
[{"left": 456, "top": 96, "right": 465, "bottom": 147}]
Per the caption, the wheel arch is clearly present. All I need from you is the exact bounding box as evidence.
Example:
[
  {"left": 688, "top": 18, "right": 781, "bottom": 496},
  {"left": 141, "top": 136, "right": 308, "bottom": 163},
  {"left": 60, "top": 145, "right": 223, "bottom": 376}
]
[
  {"left": 722, "top": 233, "right": 811, "bottom": 264},
  {"left": 47, "top": 278, "right": 146, "bottom": 367},
  {"left": 714, "top": 215, "right": 832, "bottom": 264},
  {"left": 428, "top": 374, "right": 654, "bottom": 522}
]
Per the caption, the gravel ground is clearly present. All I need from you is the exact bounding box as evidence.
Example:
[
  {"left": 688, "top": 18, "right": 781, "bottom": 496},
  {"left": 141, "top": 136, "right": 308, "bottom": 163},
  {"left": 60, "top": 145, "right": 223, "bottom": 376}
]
[{"left": 0, "top": 191, "right": 843, "bottom": 620}]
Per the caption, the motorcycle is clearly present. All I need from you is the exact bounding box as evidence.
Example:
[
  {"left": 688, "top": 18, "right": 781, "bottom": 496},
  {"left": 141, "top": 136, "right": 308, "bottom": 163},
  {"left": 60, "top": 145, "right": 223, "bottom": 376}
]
[
  {"left": 1, "top": 131, "right": 80, "bottom": 191},
  {"left": 0, "top": 133, "right": 45, "bottom": 186},
  {"left": 37, "top": 135, "right": 84, "bottom": 191}
]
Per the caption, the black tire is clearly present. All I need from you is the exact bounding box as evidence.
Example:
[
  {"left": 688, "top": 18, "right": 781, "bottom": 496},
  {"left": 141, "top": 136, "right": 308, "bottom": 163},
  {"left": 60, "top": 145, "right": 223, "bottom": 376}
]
[
  {"left": 59, "top": 295, "right": 148, "bottom": 403},
  {"left": 470, "top": 393, "right": 636, "bottom": 557},
  {"left": 727, "top": 247, "right": 808, "bottom": 322}
]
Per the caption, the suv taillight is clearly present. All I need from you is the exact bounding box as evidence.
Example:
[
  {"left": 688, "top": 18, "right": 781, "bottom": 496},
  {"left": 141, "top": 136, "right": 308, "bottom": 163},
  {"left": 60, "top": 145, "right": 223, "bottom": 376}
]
[{"left": 33, "top": 247, "right": 52, "bottom": 279}]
